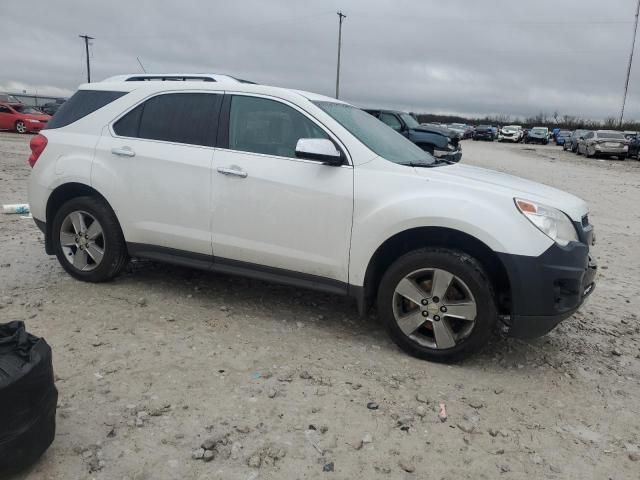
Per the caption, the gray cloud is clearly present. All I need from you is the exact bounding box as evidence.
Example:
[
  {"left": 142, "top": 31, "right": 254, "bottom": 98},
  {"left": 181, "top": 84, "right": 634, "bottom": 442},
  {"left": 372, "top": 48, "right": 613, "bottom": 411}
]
[{"left": 2, "top": 0, "right": 638, "bottom": 120}]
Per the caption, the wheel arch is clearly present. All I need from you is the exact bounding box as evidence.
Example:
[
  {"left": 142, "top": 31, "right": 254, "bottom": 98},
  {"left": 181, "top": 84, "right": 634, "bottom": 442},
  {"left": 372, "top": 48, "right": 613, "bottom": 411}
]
[
  {"left": 359, "top": 226, "right": 511, "bottom": 316},
  {"left": 44, "top": 182, "right": 115, "bottom": 255}
]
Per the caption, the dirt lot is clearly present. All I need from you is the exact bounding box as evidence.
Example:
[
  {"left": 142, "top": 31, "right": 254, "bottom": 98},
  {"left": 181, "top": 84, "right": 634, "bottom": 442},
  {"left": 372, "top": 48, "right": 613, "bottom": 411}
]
[{"left": 1, "top": 132, "right": 639, "bottom": 480}]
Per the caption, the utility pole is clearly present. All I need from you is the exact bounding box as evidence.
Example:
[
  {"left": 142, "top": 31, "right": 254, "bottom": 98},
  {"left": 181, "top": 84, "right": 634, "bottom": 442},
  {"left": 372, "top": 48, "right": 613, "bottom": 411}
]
[
  {"left": 620, "top": 0, "right": 640, "bottom": 127},
  {"left": 79, "top": 34, "right": 95, "bottom": 83},
  {"left": 335, "top": 11, "right": 346, "bottom": 99}
]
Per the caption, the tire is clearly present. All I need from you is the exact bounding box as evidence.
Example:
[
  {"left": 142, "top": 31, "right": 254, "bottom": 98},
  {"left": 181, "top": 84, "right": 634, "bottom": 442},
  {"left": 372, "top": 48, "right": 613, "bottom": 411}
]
[
  {"left": 377, "top": 248, "right": 497, "bottom": 362},
  {"left": 15, "top": 121, "right": 27, "bottom": 134},
  {"left": 51, "top": 196, "right": 128, "bottom": 282}
]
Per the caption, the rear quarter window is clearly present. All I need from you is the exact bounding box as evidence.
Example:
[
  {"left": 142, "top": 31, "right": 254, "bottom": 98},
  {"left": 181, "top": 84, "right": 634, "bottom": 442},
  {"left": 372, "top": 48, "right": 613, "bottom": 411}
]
[{"left": 46, "top": 90, "right": 126, "bottom": 129}]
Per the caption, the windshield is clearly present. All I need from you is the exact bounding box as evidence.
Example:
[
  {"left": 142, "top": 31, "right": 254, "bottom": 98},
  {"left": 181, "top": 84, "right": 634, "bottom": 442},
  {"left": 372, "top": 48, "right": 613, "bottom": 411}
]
[
  {"left": 558, "top": 130, "right": 571, "bottom": 136},
  {"left": 399, "top": 113, "right": 420, "bottom": 129},
  {"left": 531, "top": 128, "right": 548, "bottom": 134},
  {"left": 477, "top": 125, "right": 490, "bottom": 129},
  {"left": 314, "top": 102, "right": 435, "bottom": 165},
  {"left": 13, "top": 105, "right": 41, "bottom": 114}
]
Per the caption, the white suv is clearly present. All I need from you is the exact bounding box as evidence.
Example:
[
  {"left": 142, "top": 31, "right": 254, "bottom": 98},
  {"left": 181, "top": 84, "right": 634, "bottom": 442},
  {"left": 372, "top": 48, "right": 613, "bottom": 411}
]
[{"left": 27, "top": 81, "right": 597, "bottom": 361}]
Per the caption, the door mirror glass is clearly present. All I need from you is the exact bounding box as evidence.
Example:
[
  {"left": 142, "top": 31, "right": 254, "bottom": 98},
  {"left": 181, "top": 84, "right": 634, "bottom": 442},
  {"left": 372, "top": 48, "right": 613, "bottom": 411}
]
[{"left": 295, "top": 138, "right": 342, "bottom": 165}]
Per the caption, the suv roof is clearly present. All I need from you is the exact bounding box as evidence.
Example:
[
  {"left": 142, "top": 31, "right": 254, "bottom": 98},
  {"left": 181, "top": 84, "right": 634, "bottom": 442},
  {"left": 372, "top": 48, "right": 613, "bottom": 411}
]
[{"left": 101, "top": 73, "right": 256, "bottom": 84}]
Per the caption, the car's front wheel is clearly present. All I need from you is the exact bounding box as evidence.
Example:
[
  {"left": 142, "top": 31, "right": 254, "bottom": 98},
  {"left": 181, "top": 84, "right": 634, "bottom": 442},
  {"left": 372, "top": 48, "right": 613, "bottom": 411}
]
[
  {"left": 377, "top": 248, "right": 497, "bottom": 362},
  {"left": 52, "top": 196, "right": 128, "bottom": 282},
  {"left": 15, "top": 121, "right": 27, "bottom": 134}
]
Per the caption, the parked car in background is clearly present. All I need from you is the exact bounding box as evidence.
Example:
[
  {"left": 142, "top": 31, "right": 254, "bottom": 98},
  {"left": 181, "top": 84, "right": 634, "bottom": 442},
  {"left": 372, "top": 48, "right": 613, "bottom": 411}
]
[
  {"left": 473, "top": 125, "right": 495, "bottom": 141},
  {"left": 27, "top": 80, "right": 596, "bottom": 362},
  {"left": 627, "top": 135, "right": 640, "bottom": 159},
  {"left": 366, "top": 109, "right": 462, "bottom": 162},
  {"left": 447, "top": 123, "right": 472, "bottom": 139},
  {"left": 551, "top": 128, "right": 561, "bottom": 141},
  {"left": 525, "top": 127, "right": 549, "bottom": 144},
  {"left": 577, "top": 130, "right": 628, "bottom": 159},
  {"left": 0, "top": 103, "right": 51, "bottom": 133},
  {"left": 555, "top": 130, "right": 572, "bottom": 146},
  {"left": 41, "top": 99, "right": 66, "bottom": 116},
  {"left": 0, "top": 93, "right": 21, "bottom": 103},
  {"left": 498, "top": 125, "right": 523, "bottom": 142},
  {"left": 564, "top": 129, "right": 589, "bottom": 152}
]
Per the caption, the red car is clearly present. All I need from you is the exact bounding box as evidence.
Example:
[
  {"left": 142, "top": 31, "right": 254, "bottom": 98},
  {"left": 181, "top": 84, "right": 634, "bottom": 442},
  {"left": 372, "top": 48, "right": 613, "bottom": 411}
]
[{"left": 0, "top": 103, "right": 51, "bottom": 134}]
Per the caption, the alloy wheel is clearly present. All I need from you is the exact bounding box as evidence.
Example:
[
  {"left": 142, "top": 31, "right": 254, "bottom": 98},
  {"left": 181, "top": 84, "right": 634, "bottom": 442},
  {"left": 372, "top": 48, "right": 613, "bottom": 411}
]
[
  {"left": 59, "top": 211, "right": 105, "bottom": 271},
  {"left": 392, "top": 268, "right": 477, "bottom": 349},
  {"left": 16, "top": 121, "right": 26, "bottom": 134}
]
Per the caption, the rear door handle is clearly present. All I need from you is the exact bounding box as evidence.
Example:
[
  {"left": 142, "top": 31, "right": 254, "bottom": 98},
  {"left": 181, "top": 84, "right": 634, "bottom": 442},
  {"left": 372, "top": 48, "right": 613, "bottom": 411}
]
[
  {"left": 111, "top": 147, "right": 136, "bottom": 157},
  {"left": 217, "top": 166, "right": 247, "bottom": 178}
]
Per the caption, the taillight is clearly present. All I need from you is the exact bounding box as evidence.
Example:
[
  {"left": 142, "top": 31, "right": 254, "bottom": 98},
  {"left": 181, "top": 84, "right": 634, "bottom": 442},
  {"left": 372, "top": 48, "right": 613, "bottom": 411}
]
[{"left": 28, "top": 134, "right": 48, "bottom": 168}]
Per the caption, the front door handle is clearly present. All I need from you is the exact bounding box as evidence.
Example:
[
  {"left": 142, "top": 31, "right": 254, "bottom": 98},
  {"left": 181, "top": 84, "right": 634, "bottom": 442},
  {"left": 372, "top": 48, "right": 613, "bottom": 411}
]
[
  {"left": 217, "top": 166, "right": 247, "bottom": 178},
  {"left": 111, "top": 147, "right": 136, "bottom": 157}
]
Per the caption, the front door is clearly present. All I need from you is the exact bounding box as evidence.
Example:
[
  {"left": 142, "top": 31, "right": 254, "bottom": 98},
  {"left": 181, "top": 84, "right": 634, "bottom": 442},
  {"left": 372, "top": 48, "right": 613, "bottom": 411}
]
[{"left": 211, "top": 94, "right": 354, "bottom": 284}]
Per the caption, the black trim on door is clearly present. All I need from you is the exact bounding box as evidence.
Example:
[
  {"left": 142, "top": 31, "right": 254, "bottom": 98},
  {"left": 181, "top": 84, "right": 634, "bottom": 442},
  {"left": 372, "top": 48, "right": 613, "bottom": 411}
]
[
  {"left": 216, "top": 94, "right": 231, "bottom": 149},
  {"left": 126, "top": 242, "right": 349, "bottom": 296}
]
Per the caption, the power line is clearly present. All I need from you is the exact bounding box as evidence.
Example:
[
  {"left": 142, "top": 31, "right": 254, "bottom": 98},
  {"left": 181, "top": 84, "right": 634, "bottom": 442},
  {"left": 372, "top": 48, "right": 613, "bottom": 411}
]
[
  {"left": 78, "top": 34, "right": 95, "bottom": 82},
  {"left": 335, "top": 11, "right": 346, "bottom": 99},
  {"left": 620, "top": 0, "right": 640, "bottom": 127}
]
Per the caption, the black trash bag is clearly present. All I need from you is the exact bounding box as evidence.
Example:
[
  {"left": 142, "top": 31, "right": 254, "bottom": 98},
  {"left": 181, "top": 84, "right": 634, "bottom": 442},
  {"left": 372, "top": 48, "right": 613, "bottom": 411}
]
[{"left": 0, "top": 321, "right": 57, "bottom": 477}]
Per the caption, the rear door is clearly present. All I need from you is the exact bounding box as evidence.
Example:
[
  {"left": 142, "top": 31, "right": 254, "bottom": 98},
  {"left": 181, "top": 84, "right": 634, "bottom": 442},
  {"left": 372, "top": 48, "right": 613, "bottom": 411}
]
[
  {"left": 93, "top": 91, "right": 222, "bottom": 256},
  {"left": 210, "top": 94, "right": 354, "bottom": 285}
]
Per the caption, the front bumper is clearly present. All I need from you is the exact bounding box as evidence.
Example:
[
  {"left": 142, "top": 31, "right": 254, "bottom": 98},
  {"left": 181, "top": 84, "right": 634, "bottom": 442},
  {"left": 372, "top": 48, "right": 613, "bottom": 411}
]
[
  {"left": 499, "top": 134, "right": 519, "bottom": 142},
  {"left": 436, "top": 149, "right": 462, "bottom": 163},
  {"left": 498, "top": 220, "right": 597, "bottom": 338},
  {"left": 25, "top": 121, "right": 46, "bottom": 132},
  {"left": 526, "top": 136, "right": 547, "bottom": 143}
]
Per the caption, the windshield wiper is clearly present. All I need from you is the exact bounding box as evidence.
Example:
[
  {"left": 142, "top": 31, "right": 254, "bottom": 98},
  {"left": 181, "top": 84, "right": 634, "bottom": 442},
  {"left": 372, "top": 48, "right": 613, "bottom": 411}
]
[{"left": 398, "top": 161, "right": 439, "bottom": 168}]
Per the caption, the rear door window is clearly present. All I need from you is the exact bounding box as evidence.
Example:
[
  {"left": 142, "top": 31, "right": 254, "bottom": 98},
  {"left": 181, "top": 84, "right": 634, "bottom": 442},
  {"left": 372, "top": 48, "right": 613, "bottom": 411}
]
[
  {"left": 46, "top": 90, "right": 126, "bottom": 129},
  {"left": 113, "top": 93, "right": 221, "bottom": 147}
]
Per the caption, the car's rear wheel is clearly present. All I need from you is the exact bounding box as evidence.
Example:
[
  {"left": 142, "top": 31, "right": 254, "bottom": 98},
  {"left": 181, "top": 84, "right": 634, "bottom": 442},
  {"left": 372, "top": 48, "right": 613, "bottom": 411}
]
[
  {"left": 52, "top": 196, "right": 128, "bottom": 282},
  {"left": 15, "top": 121, "right": 27, "bottom": 134},
  {"left": 377, "top": 248, "right": 497, "bottom": 362}
]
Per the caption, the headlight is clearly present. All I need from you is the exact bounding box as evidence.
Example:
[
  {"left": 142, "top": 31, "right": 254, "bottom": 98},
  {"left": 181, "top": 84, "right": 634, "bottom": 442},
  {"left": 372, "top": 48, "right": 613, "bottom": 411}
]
[
  {"left": 27, "top": 119, "right": 40, "bottom": 123},
  {"left": 515, "top": 198, "right": 579, "bottom": 246}
]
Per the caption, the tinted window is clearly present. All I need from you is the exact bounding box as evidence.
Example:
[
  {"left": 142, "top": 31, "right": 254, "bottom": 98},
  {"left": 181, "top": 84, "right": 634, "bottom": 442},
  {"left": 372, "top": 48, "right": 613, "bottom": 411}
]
[
  {"left": 47, "top": 90, "right": 126, "bottom": 129},
  {"left": 114, "top": 93, "right": 221, "bottom": 147},
  {"left": 379, "top": 113, "right": 402, "bottom": 131},
  {"left": 597, "top": 131, "right": 624, "bottom": 140},
  {"left": 228, "top": 96, "right": 328, "bottom": 158},
  {"left": 0, "top": 106, "right": 10, "bottom": 113}
]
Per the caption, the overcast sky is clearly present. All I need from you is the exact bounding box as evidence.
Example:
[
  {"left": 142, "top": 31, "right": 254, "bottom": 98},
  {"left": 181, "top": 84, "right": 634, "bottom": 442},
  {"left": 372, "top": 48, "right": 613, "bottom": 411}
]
[{"left": 2, "top": 0, "right": 639, "bottom": 120}]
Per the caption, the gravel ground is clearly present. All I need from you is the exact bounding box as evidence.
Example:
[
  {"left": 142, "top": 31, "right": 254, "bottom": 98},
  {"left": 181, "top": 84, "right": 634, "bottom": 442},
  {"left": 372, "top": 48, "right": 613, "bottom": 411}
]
[{"left": 1, "top": 131, "right": 639, "bottom": 480}]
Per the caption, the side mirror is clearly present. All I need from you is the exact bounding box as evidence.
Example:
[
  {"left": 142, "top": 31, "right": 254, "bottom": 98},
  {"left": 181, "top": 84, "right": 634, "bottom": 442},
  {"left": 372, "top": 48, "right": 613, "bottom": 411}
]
[{"left": 295, "top": 138, "right": 343, "bottom": 166}]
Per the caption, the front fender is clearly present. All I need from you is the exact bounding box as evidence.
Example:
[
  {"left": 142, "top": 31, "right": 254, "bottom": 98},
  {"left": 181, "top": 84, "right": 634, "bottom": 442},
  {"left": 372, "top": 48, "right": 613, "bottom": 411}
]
[{"left": 349, "top": 160, "right": 553, "bottom": 286}]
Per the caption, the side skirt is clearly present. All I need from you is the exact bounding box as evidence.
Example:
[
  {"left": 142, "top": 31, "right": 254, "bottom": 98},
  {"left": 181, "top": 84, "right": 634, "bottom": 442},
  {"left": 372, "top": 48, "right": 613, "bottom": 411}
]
[{"left": 126, "top": 242, "right": 352, "bottom": 298}]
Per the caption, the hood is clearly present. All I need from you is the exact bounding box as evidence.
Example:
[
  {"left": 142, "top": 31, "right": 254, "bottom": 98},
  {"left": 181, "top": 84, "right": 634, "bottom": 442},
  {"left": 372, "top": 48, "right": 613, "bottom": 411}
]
[
  {"left": 416, "top": 163, "right": 588, "bottom": 221},
  {"left": 20, "top": 112, "right": 51, "bottom": 121}
]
